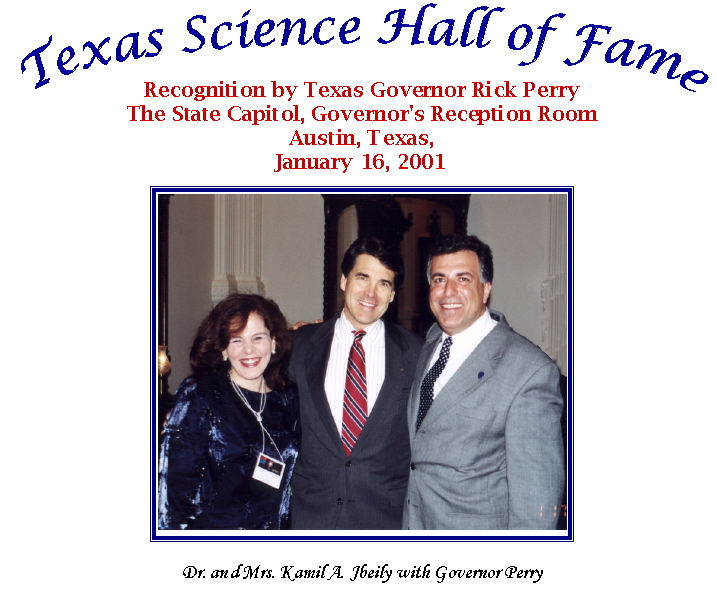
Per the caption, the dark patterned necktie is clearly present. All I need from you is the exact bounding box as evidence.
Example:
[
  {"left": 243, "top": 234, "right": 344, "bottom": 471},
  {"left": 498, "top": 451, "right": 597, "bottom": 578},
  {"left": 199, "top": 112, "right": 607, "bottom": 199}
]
[
  {"left": 341, "top": 330, "right": 367, "bottom": 456},
  {"left": 416, "top": 336, "right": 453, "bottom": 431}
]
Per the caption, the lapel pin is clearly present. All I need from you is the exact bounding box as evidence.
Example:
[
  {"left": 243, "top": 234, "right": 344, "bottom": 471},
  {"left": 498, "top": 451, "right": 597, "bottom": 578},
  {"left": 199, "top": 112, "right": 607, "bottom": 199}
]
[{"left": 477, "top": 371, "right": 485, "bottom": 379}]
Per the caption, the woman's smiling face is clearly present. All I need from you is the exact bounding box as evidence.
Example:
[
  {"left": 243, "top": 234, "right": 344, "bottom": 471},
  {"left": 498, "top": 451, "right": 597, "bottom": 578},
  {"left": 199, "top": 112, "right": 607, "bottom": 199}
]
[{"left": 223, "top": 312, "right": 275, "bottom": 391}]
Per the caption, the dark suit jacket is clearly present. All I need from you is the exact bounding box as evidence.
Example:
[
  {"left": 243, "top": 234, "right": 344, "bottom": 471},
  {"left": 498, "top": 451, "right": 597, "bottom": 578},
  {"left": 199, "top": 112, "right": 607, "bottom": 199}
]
[{"left": 289, "top": 317, "right": 423, "bottom": 530}]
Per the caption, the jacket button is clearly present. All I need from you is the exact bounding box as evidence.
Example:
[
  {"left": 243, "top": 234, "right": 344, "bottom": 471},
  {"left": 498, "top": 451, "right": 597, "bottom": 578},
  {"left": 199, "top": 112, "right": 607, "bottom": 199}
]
[
  {"left": 410, "top": 463, "right": 416, "bottom": 470},
  {"left": 337, "top": 497, "right": 343, "bottom": 505},
  {"left": 345, "top": 460, "right": 352, "bottom": 467}
]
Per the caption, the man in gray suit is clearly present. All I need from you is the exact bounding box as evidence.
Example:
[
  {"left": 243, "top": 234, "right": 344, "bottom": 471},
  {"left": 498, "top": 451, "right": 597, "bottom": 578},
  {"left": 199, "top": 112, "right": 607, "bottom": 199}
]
[
  {"left": 404, "top": 234, "right": 564, "bottom": 530},
  {"left": 290, "top": 237, "right": 422, "bottom": 529}
]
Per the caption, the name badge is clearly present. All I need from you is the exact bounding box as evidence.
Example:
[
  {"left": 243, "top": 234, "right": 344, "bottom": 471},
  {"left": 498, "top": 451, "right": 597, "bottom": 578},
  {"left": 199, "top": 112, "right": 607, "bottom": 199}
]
[{"left": 252, "top": 453, "right": 285, "bottom": 489}]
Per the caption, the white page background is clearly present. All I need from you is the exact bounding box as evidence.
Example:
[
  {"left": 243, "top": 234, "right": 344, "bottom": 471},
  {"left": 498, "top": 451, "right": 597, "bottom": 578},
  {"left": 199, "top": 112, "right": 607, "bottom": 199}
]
[{"left": 4, "top": 1, "right": 714, "bottom": 603}]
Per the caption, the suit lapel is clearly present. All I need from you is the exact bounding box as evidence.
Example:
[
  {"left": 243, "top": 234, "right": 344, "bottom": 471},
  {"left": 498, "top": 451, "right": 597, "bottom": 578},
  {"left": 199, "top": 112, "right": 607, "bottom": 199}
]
[
  {"left": 417, "top": 318, "right": 510, "bottom": 431},
  {"left": 304, "top": 318, "right": 345, "bottom": 452},
  {"left": 409, "top": 326, "right": 442, "bottom": 430},
  {"left": 344, "top": 322, "right": 413, "bottom": 453}
]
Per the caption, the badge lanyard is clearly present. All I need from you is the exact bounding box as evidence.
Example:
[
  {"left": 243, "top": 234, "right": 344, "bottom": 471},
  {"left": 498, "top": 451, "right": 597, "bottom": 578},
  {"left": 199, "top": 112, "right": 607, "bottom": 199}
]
[{"left": 230, "top": 375, "right": 285, "bottom": 489}]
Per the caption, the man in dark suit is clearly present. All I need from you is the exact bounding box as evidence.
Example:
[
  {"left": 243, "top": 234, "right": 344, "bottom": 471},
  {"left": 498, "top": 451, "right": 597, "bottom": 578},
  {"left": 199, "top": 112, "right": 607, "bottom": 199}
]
[
  {"left": 404, "top": 234, "right": 564, "bottom": 530},
  {"left": 290, "top": 237, "right": 423, "bottom": 530}
]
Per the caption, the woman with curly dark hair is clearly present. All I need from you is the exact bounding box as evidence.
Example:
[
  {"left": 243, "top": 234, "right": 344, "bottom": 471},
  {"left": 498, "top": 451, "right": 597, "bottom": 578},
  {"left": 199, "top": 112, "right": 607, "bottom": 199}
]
[{"left": 159, "top": 294, "right": 299, "bottom": 530}]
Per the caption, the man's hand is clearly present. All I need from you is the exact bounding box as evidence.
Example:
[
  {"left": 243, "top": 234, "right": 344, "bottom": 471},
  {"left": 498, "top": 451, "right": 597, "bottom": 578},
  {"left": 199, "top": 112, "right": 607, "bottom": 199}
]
[{"left": 291, "top": 319, "right": 324, "bottom": 330}]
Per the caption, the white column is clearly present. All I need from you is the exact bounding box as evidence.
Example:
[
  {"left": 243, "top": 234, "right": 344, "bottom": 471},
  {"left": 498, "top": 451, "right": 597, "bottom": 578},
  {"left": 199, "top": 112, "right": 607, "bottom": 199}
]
[
  {"left": 212, "top": 194, "right": 265, "bottom": 303},
  {"left": 541, "top": 194, "right": 568, "bottom": 374}
]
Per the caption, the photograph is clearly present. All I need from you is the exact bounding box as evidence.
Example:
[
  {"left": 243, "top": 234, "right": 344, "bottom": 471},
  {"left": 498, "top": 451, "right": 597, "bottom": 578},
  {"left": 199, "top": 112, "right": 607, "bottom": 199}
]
[{"left": 153, "top": 189, "right": 571, "bottom": 538}]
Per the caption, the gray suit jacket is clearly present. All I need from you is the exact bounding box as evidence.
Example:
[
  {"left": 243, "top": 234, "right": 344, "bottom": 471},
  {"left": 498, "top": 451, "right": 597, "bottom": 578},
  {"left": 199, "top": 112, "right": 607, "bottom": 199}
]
[
  {"left": 403, "top": 310, "right": 564, "bottom": 530},
  {"left": 290, "top": 317, "right": 423, "bottom": 530}
]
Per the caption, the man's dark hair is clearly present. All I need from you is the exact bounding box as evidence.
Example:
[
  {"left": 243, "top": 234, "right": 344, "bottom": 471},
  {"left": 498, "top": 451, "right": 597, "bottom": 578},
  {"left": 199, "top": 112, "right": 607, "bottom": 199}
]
[
  {"left": 341, "top": 236, "right": 405, "bottom": 288},
  {"left": 427, "top": 234, "right": 494, "bottom": 284}
]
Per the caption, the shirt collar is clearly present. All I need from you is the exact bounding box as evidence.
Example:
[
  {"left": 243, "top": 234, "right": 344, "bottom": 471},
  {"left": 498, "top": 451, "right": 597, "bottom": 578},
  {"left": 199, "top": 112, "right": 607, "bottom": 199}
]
[
  {"left": 338, "top": 310, "right": 383, "bottom": 344},
  {"left": 440, "top": 307, "right": 495, "bottom": 345}
]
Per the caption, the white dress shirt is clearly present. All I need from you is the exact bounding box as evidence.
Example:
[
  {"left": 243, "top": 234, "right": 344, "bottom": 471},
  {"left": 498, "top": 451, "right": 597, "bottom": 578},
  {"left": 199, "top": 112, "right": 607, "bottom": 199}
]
[
  {"left": 324, "top": 311, "right": 386, "bottom": 432},
  {"left": 428, "top": 309, "right": 498, "bottom": 398}
]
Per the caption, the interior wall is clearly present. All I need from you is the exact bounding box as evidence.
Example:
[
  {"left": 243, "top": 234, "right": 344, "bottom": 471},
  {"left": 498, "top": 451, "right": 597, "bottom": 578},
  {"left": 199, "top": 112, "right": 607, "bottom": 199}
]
[
  {"left": 261, "top": 194, "right": 325, "bottom": 326},
  {"left": 468, "top": 194, "right": 552, "bottom": 351},
  {"left": 167, "top": 194, "right": 215, "bottom": 391},
  {"left": 165, "top": 192, "right": 564, "bottom": 392}
]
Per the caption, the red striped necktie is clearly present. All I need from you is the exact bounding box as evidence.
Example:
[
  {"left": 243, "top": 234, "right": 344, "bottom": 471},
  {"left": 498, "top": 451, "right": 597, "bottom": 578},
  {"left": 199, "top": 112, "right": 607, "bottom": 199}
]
[{"left": 341, "top": 330, "right": 367, "bottom": 456}]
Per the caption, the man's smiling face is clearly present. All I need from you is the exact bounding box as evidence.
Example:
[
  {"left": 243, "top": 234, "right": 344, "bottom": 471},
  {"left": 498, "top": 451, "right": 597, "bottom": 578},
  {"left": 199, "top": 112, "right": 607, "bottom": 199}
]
[
  {"left": 429, "top": 250, "right": 492, "bottom": 335},
  {"left": 340, "top": 253, "right": 396, "bottom": 329}
]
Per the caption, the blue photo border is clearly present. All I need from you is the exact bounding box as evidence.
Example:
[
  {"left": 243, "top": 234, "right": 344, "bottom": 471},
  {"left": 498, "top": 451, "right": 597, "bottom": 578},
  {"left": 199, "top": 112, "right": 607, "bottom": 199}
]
[{"left": 150, "top": 186, "right": 573, "bottom": 543}]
